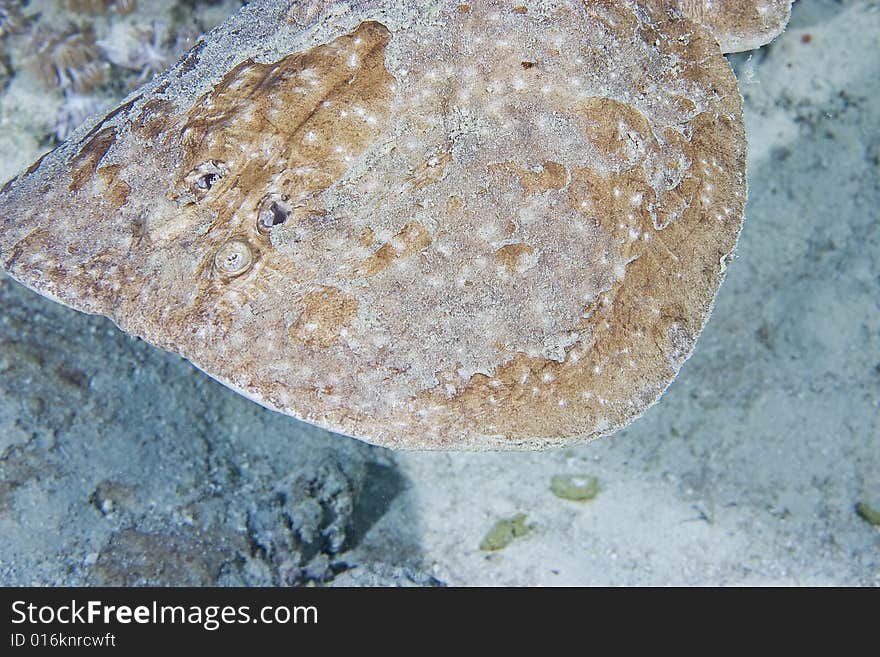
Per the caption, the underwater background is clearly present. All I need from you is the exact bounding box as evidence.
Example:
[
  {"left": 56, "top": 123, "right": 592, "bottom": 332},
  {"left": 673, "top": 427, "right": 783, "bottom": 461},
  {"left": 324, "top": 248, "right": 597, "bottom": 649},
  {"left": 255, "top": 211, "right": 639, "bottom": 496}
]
[{"left": 0, "top": 0, "right": 877, "bottom": 585}]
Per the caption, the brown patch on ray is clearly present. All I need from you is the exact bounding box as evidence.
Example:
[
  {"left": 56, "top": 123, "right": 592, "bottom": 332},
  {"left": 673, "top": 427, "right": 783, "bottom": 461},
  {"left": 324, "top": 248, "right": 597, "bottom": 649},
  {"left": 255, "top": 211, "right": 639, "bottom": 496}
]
[
  {"left": 98, "top": 164, "right": 132, "bottom": 210},
  {"left": 490, "top": 161, "right": 568, "bottom": 194},
  {"left": 355, "top": 221, "right": 432, "bottom": 277},
  {"left": 520, "top": 162, "right": 567, "bottom": 194},
  {"left": 358, "top": 227, "right": 375, "bottom": 247},
  {"left": 290, "top": 286, "right": 358, "bottom": 348},
  {"left": 177, "top": 21, "right": 394, "bottom": 205},
  {"left": 409, "top": 151, "right": 453, "bottom": 190},
  {"left": 68, "top": 126, "right": 117, "bottom": 192},
  {"left": 494, "top": 243, "right": 535, "bottom": 275},
  {"left": 578, "top": 97, "right": 653, "bottom": 165},
  {"left": 133, "top": 98, "right": 177, "bottom": 141},
  {"left": 2, "top": 228, "right": 51, "bottom": 270}
]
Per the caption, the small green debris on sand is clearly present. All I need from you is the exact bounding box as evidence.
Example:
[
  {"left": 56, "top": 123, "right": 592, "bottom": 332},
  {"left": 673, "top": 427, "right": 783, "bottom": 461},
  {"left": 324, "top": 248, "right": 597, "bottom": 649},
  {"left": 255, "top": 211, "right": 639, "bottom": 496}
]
[
  {"left": 551, "top": 474, "right": 600, "bottom": 502},
  {"left": 479, "top": 513, "right": 529, "bottom": 551},
  {"left": 855, "top": 502, "right": 880, "bottom": 527}
]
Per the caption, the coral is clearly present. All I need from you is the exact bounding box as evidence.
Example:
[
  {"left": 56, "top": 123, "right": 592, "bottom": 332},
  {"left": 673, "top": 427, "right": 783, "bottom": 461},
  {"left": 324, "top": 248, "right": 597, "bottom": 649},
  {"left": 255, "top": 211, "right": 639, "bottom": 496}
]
[
  {"left": 1, "top": 0, "right": 241, "bottom": 147},
  {"left": 98, "top": 21, "right": 173, "bottom": 81},
  {"left": 63, "top": 0, "right": 139, "bottom": 15},
  {"left": 243, "top": 462, "right": 364, "bottom": 585},
  {"left": 53, "top": 90, "right": 111, "bottom": 141},
  {"left": 63, "top": 0, "right": 110, "bottom": 14},
  {"left": 33, "top": 25, "right": 106, "bottom": 93},
  {"left": 113, "top": 0, "right": 137, "bottom": 15},
  {"left": 0, "top": 0, "right": 25, "bottom": 38}
]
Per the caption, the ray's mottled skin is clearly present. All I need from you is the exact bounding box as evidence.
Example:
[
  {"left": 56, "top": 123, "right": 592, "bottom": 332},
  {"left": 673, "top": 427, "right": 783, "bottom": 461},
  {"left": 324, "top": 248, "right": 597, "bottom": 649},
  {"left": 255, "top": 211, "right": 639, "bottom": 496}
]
[
  {"left": 675, "top": 0, "right": 794, "bottom": 53},
  {"left": 0, "top": 0, "right": 772, "bottom": 450}
]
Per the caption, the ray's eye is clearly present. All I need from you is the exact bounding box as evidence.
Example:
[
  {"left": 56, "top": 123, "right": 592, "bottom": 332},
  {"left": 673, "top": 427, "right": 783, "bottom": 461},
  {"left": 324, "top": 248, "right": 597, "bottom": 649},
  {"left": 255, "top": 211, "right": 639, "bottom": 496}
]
[
  {"left": 197, "top": 172, "right": 219, "bottom": 190},
  {"left": 214, "top": 239, "right": 254, "bottom": 279},
  {"left": 185, "top": 160, "right": 228, "bottom": 200},
  {"left": 256, "top": 193, "right": 292, "bottom": 234}
]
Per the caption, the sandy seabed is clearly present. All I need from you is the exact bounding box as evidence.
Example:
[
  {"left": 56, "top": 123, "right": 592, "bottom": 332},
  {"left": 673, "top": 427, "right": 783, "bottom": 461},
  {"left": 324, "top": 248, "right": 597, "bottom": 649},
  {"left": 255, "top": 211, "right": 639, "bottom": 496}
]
[{"left": 0, "top": 0, "right": 877, "bottom": 585}]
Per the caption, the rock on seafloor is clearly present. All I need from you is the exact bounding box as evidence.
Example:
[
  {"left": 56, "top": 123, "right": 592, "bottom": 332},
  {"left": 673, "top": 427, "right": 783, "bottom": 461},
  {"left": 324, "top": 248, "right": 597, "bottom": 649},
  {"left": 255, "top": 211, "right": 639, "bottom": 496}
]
[
  {"left": 0, "top": 0, "right": 760, "bottom": 450},
  {"left": 0, "top": 268, "right": 433, "bottom": 585}
]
